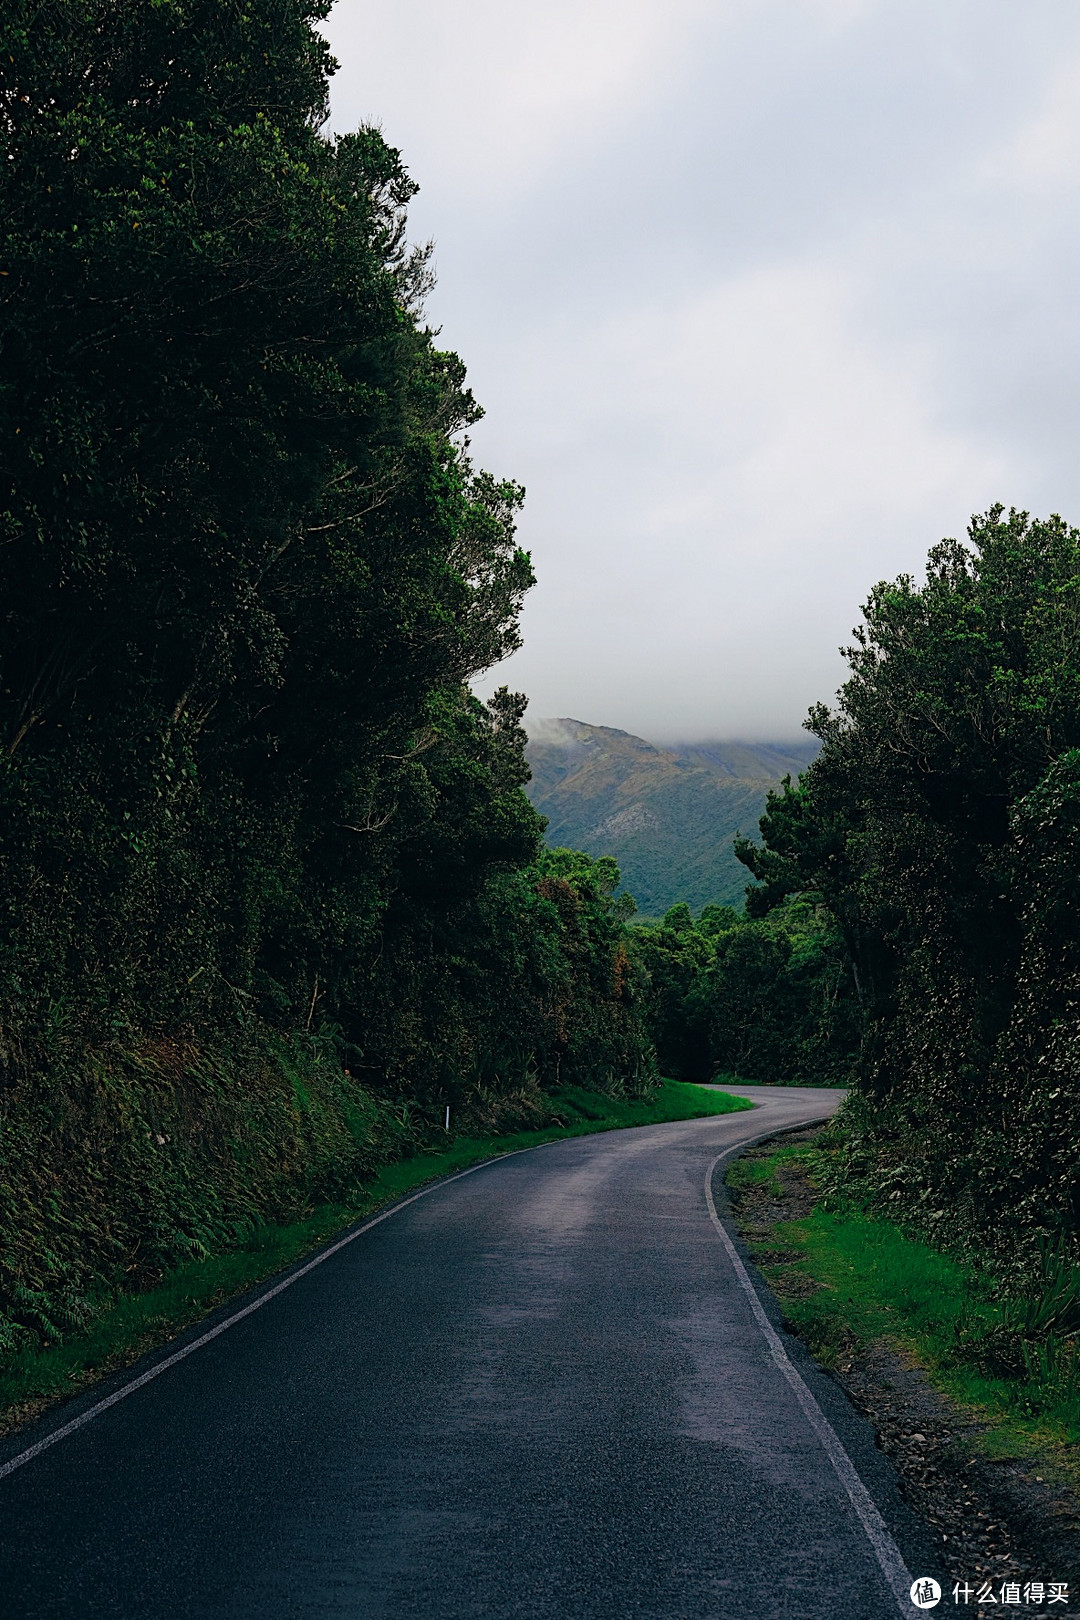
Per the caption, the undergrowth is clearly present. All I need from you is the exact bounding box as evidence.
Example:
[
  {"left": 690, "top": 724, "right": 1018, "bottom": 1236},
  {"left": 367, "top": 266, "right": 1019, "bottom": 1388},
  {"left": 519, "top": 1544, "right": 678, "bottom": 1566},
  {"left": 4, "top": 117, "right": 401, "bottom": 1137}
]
[
  {"left": 0, "top": 1078, "right": 750, "bottom": 1433},
  {"left": 728, "top": 1139, "right": 1080, "bottom": 1470}
]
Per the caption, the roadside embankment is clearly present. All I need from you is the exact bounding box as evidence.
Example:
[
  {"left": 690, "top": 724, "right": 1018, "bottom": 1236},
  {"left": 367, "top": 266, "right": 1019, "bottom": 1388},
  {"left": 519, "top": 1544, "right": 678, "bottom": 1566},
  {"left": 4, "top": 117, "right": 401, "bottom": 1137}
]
[
  {"left": 0, "top": 1077, "right": 749, "bottom": 1436},
  {"left": 727, "top": 1130, "right": 1080, "bottom": 1611}
]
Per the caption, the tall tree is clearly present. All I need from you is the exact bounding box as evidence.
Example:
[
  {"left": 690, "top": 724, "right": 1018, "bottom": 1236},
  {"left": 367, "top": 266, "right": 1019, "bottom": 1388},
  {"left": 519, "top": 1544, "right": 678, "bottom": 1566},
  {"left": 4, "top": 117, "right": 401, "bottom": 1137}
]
[
  {"left": 742, "top": 508, "right": 1080, "bottom": 1247},
  {"left": 0, "top": 1, "right": 657, "bottom": 1354},
  {"left": 0, "top": 0, "right": 534, "bottom": 1032}
]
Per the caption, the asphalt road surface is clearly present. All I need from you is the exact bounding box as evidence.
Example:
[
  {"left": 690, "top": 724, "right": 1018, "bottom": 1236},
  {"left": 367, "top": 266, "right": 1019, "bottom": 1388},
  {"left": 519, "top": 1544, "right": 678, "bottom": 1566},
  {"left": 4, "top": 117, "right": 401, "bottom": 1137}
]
[{"left": 0, "top": 1085, "right": 940, "bottom": 1619}]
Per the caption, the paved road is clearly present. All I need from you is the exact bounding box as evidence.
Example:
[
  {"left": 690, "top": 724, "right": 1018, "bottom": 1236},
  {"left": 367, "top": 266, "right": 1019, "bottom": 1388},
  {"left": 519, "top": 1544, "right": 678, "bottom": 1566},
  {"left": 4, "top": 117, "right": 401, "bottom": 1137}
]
[{"left": 0, "top": 1086, "right": 938, "bottom": 1619}]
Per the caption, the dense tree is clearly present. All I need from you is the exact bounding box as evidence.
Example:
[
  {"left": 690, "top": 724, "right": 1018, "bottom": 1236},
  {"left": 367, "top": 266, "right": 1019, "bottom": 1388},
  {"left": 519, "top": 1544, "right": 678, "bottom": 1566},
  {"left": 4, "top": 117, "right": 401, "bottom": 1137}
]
[
  {"left": 628, "top": 906, "right": 714, "bottom": 1078},
  {"left": 629, "top": 896, "right": 859, "bottom": 1086},
  {"left": 0, "top": 0, "right": 654, "bottom": 1353},
  {"left": 0, "top": 0, "right": 535, "bottom": 1035},
  {"left": 742, "top": 508, "right": 1080, "bottom": 1249}
]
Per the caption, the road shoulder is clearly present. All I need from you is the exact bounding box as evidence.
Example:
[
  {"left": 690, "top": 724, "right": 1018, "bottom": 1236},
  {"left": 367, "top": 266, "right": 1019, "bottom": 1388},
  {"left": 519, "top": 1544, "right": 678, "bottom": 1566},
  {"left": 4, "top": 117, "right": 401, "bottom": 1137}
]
[
  {"left": 0, "top": 1080, "right": 750, "bottom": 1444},
  {"left": 727, "top": 1129, "right": 1080, "bottom": 1618}
]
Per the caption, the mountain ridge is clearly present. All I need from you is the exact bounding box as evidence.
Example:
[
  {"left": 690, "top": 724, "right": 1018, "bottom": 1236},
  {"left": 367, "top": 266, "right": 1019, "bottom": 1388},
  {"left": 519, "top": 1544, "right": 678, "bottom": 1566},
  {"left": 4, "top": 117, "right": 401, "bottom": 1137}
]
[{"left": 524, "top": 718, "right": 819, "bottom": 916}]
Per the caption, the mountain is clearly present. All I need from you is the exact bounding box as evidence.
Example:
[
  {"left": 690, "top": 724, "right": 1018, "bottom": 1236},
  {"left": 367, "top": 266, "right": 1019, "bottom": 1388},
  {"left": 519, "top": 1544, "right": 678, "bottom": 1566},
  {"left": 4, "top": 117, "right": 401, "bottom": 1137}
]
[{"left": 523, "top": 719, "right": 819, "bottom": 917}]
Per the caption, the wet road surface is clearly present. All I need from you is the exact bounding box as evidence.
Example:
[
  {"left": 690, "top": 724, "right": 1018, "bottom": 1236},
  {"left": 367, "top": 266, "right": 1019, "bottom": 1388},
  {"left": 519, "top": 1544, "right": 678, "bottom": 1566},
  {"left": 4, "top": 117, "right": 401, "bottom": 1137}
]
[{"left": 0, "top": 1085, "right": 939, "bottom": 1618}]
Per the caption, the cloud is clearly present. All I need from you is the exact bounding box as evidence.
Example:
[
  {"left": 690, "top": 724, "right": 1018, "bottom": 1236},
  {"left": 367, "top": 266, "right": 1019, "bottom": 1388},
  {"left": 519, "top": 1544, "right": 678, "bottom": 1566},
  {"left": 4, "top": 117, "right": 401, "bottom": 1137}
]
[
  {"left": 987, "top": 48, "right": 1080, "bottom": 193},
  {"left": 326, "top": 0, "right": 717, "bottom": 197},
  {"left": 463, "top": 243, "right": 1012, "bottom": 737},
  {"left": 323, "top": 0, "right": 1080, "bottom": 739}
]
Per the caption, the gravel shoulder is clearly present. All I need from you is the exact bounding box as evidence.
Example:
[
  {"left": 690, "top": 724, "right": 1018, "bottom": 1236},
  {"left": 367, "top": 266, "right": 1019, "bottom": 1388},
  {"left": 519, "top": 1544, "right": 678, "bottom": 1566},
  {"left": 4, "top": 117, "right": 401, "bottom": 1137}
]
[
  {"left": 728, "top": 1129, "right": 1080, "bottom": 1620},
  {"left": 0, "top": 1094, "right": 912, "bottom": 1620}
]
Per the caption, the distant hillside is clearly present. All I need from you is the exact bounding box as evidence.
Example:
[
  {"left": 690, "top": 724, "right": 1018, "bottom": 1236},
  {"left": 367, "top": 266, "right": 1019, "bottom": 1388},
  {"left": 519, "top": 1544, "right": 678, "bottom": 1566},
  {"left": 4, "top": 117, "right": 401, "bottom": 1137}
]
[{"left": 524, "top": 719, "right": 819, "bottom": 916}]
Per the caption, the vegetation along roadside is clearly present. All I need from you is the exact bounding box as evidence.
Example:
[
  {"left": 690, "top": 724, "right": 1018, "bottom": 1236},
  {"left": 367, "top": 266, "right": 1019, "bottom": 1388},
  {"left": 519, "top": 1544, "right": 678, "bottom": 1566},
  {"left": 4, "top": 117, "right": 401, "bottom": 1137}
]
[
  {"left": 0, "top": 1079, "right": 749, "bottom": 1439},
  {"left": 0, "top": 0, "right": 672, "bottom": 1408},
  {"left": 728, "top": 1128, "right": 1080, "bottom": 1606}
]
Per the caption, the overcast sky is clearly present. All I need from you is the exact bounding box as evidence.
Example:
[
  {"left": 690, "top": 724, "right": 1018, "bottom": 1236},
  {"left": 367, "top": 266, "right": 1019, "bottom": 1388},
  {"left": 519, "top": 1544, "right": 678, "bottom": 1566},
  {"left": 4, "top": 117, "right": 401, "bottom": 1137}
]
[{"left": 324, "top": 0, "right": 1080, "bottom": 742}]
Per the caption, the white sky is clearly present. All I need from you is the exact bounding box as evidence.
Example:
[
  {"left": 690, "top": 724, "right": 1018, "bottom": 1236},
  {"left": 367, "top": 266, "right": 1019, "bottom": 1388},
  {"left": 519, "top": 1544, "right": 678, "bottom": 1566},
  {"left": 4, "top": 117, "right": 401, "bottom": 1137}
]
[{"left": 324, "top": 0, "right": 1080, "bottom": 740}]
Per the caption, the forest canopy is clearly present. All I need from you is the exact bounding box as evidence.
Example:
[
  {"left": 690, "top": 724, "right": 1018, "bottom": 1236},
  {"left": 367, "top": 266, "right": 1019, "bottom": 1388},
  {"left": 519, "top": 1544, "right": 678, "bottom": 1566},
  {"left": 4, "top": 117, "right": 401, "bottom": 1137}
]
[
  {"left": 0, "top": 0, "right": 653, "bottom": 1355},
  {"left": 739, "top": 507, "right": 1080, "bottom": 1253},
  {"left": 5, "top": 0, "right": 1077, "bottom": 1364},
  {"left": 628, "top": 896, "right": 859, "bottom": 1089}
]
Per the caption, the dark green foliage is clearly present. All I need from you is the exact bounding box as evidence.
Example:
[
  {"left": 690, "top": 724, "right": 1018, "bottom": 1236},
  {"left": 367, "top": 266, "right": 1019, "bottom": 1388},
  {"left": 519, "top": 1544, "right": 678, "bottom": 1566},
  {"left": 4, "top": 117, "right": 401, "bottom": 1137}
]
[
  {"left": 342, "top": 845, "right": 655, "bottom": 1113},
  {"left": 627, "top": 910, "right": 714, "bottom": 1079},
  {"left": 0, "top": 838, "right": 657, "bottom": 1361},
  {"left": 697, "top": 904, "right": 740, "bottom": 938},
  {"left": 524, "top": 720, "right": 819, "bottom": 914},
  {"left": 0, "top": 1029, "right": 421, "bottom": 1357},
  {"left": 0, "top": 0, "right": 533, "bottom": 1038},
  {"left": 0, "top": 1077, "right": 744, "bottom": 1410},
  {"left": 0, "top": 1, "right": 654, "bottom": 1354},
  {"left": 630, "top": 895, "right": 859, "bottom": 1084},
  {"left": 744, "top": 508, "right": 1080, "bottom": 1252}
]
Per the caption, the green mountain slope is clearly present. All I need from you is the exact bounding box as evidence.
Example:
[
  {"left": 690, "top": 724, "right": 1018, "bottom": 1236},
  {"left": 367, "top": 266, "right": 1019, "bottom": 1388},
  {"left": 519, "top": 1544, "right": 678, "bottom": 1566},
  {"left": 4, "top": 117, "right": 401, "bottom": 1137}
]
[{"left": 524, "top": 719, "right": 819, "bottom": 916}]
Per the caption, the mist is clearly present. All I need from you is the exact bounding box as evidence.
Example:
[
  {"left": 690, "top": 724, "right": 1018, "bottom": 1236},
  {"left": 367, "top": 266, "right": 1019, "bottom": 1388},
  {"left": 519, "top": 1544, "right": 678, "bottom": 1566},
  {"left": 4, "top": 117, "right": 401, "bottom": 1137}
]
[{"left": 324, "top": 0, "right": 1080, "bottom": 740}]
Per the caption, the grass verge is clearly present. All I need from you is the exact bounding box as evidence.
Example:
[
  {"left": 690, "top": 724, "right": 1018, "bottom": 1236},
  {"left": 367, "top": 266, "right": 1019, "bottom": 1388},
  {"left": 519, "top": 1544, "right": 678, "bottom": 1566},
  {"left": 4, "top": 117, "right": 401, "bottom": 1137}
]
[
  {"left": 0, "top": 1078, "right": 750, "bottom": 1436},
  {"left": 727, "top": 1139, "right": 1080, "bottom": 1482}
]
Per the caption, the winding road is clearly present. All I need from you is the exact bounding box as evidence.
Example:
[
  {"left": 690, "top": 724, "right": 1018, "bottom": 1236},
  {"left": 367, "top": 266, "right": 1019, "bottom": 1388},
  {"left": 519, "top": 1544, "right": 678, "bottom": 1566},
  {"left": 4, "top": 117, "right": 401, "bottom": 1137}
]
[{"left": 0, "top": 1085, "right": 939, "bottom": 1618}]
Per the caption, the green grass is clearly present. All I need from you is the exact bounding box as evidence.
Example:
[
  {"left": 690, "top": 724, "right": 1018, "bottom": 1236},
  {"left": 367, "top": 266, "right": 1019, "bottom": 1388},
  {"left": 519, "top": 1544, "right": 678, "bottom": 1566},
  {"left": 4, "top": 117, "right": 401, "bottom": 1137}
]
[
  {"left": 0, "top": 1078, "right": 751, "bottom": 1434},
  {"left": 729, "top": 1142, "right": 1080, "bottom": 1479}
]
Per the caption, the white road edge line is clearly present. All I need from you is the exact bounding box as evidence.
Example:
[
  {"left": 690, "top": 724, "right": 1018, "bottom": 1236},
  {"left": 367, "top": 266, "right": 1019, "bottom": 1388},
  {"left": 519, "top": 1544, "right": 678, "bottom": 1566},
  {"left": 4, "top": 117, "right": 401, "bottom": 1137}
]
[
  {"left": 0, "top": 1152, "right": 518, "bottom": 1483},
  {"left": 706, "top": 1134, "right": 914, "bottom": 1619},
  {"left": 0, "top": 1107, "right": 755, "bottom": 1482}
]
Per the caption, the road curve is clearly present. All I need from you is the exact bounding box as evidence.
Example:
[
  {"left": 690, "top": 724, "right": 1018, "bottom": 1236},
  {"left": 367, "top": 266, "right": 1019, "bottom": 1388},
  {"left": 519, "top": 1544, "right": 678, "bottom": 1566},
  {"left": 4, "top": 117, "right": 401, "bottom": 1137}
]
[{"left": 0, "top": 1085, "right": 938, "bottom": 1618}]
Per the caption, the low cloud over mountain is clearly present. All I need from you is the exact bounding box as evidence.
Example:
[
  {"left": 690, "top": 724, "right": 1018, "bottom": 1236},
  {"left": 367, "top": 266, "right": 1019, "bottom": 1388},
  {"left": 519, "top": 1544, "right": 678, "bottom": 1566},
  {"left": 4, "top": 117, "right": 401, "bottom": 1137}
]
[{"left": 524, "top": 719, "right": 818, "bottom": 916}]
